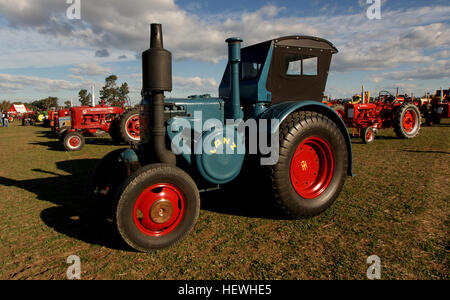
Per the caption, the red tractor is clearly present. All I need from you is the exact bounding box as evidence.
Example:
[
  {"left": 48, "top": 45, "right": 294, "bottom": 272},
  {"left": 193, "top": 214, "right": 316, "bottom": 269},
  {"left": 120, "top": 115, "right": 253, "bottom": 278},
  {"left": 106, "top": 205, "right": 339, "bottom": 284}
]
[
  {"left": 334, "top": 91, "right": 421, "bottom": 144},
  {"left": 421, "top": 88, "right": 449, "bottom": 126},
  {"left": 58, "top": 100, "right": 140, "bottom": 151}
]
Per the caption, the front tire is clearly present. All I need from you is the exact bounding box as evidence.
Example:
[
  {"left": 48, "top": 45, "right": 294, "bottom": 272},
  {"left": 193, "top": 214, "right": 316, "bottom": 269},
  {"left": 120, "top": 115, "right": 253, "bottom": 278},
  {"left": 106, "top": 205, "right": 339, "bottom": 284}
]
[
  {"left": 361, "top": 127, "right": 375, "bottom": 144},
  {"left": 115, "top": 164, "right": 200, "bottom": 252},
  {"left": 63, "top": 131, "right": 85, "bottom": 151},
  {"left": 270, "top": 111, "right": 348, "bottom": 218}
]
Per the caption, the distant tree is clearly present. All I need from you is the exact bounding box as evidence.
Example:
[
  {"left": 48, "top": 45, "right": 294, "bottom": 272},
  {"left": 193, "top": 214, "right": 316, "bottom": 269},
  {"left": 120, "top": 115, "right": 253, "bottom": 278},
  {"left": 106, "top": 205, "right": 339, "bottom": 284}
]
[
  {"left": 64, "top": 101, "right": 72, "bottom": 108},
  {"left": 0, "top": 100, "right": 12, "bottom": 112},
  {"left": 30, "top": 97, "right": 58, "bottom": 111},
  {"left": 78, "top": 89, "right": 91, "bottom": 106},
  {"left": 119, "top": 82, "right": 130, "bottom": 106},
  {"left": 100, "top": 75, "right": 129, "bottom": 107}
]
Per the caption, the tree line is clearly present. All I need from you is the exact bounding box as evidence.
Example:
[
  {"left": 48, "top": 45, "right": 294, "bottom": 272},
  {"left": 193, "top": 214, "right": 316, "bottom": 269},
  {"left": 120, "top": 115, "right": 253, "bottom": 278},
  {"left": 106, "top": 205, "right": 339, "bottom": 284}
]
[{"left": 0, "top": 74, "right": 130, "bottom": 112}]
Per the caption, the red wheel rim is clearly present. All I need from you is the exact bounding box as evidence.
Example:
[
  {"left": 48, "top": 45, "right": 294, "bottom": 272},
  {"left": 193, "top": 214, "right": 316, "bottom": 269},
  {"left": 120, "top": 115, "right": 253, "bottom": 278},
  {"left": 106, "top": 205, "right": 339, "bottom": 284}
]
[
  {"left": 126, "top": 115, "right": 140, "bottom": 139},
  {"left": 290, "top": 137, "right": 335, "bottom": 199},
  {"left": 366, "top": 129, "right": 373, "bottom": 142},
  {"left": 133, "top": 184, "right": 184, "bottom": 237},
  {"left": 69, "top": 137, "right": 80, "bottom": 147},
  {"left": 402, "top": 110, "right": 416, "bottom": 133}
]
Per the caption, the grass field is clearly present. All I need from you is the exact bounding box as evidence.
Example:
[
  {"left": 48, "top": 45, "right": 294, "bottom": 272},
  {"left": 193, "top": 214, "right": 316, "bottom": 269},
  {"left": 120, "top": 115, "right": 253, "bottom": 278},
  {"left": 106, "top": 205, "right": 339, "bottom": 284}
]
[{"left": 0, "top": 120, "right": 448, "bottom": 280}]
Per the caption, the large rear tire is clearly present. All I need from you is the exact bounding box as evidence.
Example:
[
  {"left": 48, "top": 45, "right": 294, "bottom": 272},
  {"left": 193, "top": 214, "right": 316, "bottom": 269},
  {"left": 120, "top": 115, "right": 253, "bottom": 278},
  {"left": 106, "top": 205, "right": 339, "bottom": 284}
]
[
  {"left": 108, "top": 118, "right": 122, "bottom": 143},
  {"left": 394, "top": 103, "right": 421, "bottom": 139},
  {"left": 115, "top": 164, "right": 200, "bottom": 252},
  {"left": 270, "top": 111, "right": 348, "bottom": 218},
  {"left": 119, "top": 109, "right": 140, "bottom": 145}
]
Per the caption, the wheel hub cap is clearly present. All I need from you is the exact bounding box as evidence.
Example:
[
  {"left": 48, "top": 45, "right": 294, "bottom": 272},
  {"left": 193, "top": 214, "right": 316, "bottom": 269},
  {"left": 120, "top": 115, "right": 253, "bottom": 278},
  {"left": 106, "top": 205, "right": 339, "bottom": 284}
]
[
  {"left": 133, "top": 184, "right": 184, "bottom": 236},
  {"left": 150, "top": 199, "right": 173, "bottom": 224}
]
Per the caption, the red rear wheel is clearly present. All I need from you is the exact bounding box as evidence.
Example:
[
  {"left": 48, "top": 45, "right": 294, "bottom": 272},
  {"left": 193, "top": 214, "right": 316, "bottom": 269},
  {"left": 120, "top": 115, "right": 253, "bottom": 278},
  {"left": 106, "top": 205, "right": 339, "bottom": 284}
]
[
  {"left": 270, "top": 111, "right": 348, "bottom": 218},
  {"left": 290, "top": 137, "right": 334, "bottom": 199},
  {"left": 402, "top": 110, "right": 417, "bottom": 133},
  {"left": 125, "top": 114, "right": 140, "bottom": 140},
  {"left": 394, "top": 103, "right": 421, "bottom": 139}
]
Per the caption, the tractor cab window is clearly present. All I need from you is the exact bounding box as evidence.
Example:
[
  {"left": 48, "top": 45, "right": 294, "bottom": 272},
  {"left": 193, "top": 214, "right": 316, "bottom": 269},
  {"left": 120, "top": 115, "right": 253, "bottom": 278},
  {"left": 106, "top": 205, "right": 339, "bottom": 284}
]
[
  {"left": 241, "top": 62, "right": 262, "bottom": 80},
  {"left": 285, "top": 54, "right": 318, "bottom": 77}
]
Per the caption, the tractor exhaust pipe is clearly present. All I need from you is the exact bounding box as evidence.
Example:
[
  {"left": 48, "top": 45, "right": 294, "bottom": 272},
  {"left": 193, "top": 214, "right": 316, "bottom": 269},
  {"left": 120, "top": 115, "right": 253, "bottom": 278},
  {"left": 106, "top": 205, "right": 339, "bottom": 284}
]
[
  {"left": 226, "top": 37, "right": 243, "bottom": 120},
  {"left": 141, "top": 23, "right": 176, "bottom": 165}
]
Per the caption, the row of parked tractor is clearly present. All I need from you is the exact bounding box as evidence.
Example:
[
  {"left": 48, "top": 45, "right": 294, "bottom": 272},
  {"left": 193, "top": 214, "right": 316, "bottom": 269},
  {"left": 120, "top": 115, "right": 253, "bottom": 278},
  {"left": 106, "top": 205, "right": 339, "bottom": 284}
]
[
  {"left": 41, "top": 100, "right": 140, "bottom": 151},
  {"left": 38, "top": 86, "right": 448, "bottom": 152},
  {"left": 325, "top": 88, "right": 449, "bottom": 144}
]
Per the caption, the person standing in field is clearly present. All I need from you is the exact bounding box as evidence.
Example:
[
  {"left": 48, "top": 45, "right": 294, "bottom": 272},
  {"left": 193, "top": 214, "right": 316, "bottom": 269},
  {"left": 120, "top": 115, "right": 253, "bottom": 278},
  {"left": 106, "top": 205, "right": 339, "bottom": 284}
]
[
  {"left": 0, "top": 111, "right": 4, "bottom": 127},
  {"left": 2, "top": 112, "right": 8, "bottom": 127}
]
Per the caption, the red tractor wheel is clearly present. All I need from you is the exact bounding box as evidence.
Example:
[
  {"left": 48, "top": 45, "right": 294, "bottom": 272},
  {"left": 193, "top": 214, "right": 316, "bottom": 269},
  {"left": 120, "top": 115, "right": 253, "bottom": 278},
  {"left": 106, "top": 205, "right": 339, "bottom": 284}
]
[
  {"left": 394, "top": 103, "right": 421, "bottom": 139},
  {"left": 270, "top": 111, "right": 348, "bottom": 218},
  {"left": 361, "top": 127, "right": 375, "bottom": 144},
  {"left": 63, "top": 131, "right": 85, "bottom": 151},
  {"left": 115, "top": 164, "right": 200, "bottom": 252},
  {"left": 119, "top": 109, "right": 140, "bottom": 145}
]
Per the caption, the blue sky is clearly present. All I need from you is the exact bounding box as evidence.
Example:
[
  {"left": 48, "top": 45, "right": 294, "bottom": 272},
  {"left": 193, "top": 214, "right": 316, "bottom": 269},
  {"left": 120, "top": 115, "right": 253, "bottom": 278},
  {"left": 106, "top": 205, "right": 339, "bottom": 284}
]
[{"left": 0, "top": 0, "right": 449, "bottom": 105}]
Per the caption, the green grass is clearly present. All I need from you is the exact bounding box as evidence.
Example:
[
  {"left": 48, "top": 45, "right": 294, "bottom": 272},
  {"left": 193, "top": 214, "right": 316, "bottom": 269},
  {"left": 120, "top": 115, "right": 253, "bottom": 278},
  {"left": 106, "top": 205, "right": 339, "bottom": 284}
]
[{"left": 0, "top": 120, "right": 448, "bottom": 280}]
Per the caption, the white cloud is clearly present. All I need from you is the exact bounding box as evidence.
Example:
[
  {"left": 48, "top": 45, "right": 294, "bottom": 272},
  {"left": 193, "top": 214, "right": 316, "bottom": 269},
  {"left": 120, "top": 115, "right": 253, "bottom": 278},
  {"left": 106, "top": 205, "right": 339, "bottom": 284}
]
[
  {"left": 0, "top": 0, "right": 449, "bottom": 98},
  {"left": 0, "top": 73, "right": 96, "bottom": 92},
  {"left": 70, "top": 63, "right": 112, "bottom": 76},
  {"left": 370, "top": 60, "right": 450, "bottom": 82}
]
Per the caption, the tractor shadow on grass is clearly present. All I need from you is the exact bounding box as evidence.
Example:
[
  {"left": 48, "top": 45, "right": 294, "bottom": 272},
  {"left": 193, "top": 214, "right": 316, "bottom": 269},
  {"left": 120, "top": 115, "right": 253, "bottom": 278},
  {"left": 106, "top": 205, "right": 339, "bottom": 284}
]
[
  {"left": 30, "top": 138, "right": 125, "bottom": 151},
  {"left": 403, "top": 149, "right": 450, "bottom": 155},
  {"left": 200, "top": 187, "right": 287, "bottom": 220},
  {"left": 0, "top": 159, "right": 129, "bottom": 251},
  {"left": 199, "top": 164, "right": 287, "bottom": 220}
]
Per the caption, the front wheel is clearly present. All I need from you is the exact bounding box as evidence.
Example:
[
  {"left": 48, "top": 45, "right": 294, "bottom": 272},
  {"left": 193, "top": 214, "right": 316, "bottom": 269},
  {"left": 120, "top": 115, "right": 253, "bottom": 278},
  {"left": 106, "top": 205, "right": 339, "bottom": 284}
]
[
  {"left": 63, "top": 131, "right": 85, "bottom": 151},
  {"left": 361, "top": 127, "right": 375, "bottom": 144},
  {"left": 270, "top": 111, "right": 348, "bottom": 218},
  {"left": 115, "top": 164, "right": 200, "bottom": 252}
]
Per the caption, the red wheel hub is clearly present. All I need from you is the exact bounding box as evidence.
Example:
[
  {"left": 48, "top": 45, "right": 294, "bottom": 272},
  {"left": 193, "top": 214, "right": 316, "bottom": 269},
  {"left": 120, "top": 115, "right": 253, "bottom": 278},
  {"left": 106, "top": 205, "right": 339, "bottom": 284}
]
[
  {"left": 133, "top": 184, "right": 184, "bottom": 236},
  {"left": 290, "top": 137, "right": 335, "bottom": 199},
  {"left": 402, "top": 110, "right": 416, "bottom": 133},
  {"left": 126, "top": 115, "right": 140, "bottom": 139},
  {"left": 69, "top": 137, "right": 80, "bottom": 147},
  {"left": 366, "top": 129, "right": 373, "bottom": 141}
]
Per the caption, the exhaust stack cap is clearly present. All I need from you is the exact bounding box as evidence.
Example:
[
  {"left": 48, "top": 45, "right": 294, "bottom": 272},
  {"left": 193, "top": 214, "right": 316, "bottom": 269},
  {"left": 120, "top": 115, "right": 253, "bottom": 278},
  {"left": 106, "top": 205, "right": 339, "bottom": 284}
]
[{"left": 142, "top": 23, "right": 172, "bottom": 92}]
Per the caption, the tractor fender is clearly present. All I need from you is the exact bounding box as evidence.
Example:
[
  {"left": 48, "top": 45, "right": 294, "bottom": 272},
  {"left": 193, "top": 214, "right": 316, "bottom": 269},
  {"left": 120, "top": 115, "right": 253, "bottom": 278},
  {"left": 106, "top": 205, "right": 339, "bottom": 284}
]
[{"left": 259, "top": 101, "right": 353, "bottom": 176}]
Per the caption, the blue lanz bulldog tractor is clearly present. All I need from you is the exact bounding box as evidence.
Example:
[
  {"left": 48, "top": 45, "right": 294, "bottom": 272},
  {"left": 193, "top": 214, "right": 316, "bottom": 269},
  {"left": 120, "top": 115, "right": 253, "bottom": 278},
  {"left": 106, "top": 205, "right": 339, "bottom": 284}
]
[{"left": 94, "top": 24, "right": 353, "bottom": 252}]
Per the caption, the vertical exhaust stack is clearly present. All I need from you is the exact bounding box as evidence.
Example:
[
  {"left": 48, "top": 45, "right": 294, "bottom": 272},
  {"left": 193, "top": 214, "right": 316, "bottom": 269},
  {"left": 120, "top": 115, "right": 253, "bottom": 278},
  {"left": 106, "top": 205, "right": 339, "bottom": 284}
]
[
  {"left": 226, "top": 37, "right": 243, "bottom": 120},
  {"left": 141, "top": 23, "right": 176, "bottom": 165},
  {"left": 91, "top": 85, "right": 96, "bottom": 107}
]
